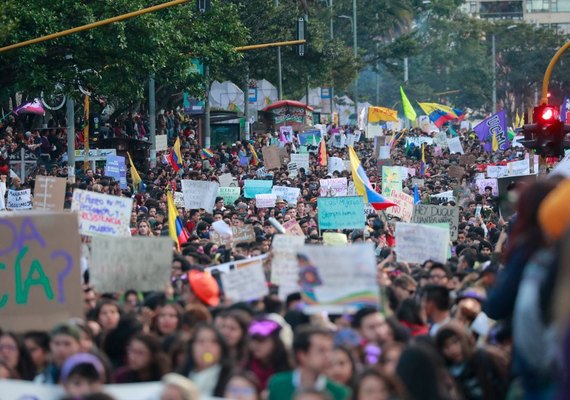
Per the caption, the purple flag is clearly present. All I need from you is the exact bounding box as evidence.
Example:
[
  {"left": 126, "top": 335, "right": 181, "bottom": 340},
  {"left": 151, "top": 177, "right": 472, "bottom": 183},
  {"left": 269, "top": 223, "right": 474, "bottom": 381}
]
[
  {"left": 473, "top": 110, "right": 509, "bottom": 152},
  {"left": 561, "top": 96, "right": 569, "bottom": 123},
  {"left": 13, "top": 98, "right": 45, "bottom": 116}
]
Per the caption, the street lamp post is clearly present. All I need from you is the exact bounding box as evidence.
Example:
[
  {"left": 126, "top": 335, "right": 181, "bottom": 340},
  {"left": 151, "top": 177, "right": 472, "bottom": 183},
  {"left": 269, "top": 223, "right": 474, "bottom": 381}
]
[{"left": 339, "top": 1, "right": 358, "bottom": 126}]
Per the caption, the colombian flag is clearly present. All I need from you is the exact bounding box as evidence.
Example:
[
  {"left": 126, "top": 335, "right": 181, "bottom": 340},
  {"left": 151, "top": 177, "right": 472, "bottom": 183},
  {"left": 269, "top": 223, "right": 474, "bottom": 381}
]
[
  {"left": 167, "top": 191, "right": 189, "bottom": 251},
  {"left": 420, "top": 143, "right": 426, "bottom": 177},
  {"left": 169, "top": 137, "right": 184, "bottom": 172},
  {"left": 418, "top": 102, "right": 459, "bottom": 128},
  {"left": 248, "top": 143, "right": 260, "bottom": 166},
  {"left": 349, "top": 146, "right": 396, "bottom": 211}
]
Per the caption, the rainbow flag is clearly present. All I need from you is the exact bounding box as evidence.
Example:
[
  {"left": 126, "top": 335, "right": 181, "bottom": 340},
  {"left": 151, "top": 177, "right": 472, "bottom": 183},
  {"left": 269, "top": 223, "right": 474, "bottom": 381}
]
[
  {"left": 201, "top": 148, "right": 214, "bottom": 159},
  {"left": 167, "top": 191, "right": 189, "bottom": 251},
  {"left": 349, "top": 146, "right": 396, "bottom": 211},
  {"left": 169, "top": 137, "right": 183, "bottom": 172},
  {"left": 248, "top": 143, "right": 259, "bottom": 166}
]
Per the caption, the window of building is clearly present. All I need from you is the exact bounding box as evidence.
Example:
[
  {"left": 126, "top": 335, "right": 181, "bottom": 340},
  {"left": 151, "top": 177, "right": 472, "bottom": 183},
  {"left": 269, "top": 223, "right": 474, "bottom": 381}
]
[
  {"left": 480, "top": 1, "right": 524, "bottom": 19},
  {"left": 526, "top": 0, "right": 551, "bottom": 12}
]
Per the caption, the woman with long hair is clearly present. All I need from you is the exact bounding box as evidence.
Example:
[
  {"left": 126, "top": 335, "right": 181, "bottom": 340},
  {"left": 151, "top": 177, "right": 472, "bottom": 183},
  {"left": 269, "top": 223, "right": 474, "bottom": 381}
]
[
  {"left": 353, "top": 369, "right": 400, "bottom": 400},
  {"left": 113, "top": 333, "right": 170, "bottom": 383},
  {"left": 178, "top": 323, "right": 234, "bottom": 397},
  {"left": 245, "top": 318, "right": 291, "bottom": 390},
  {"left": 216, "top": 309, "right": 251, "bottom": 367},
  {"left": 0, "top": 332, "right": 36, "bottom": 380},
  {"left": 153, "top": 303, "right": 183, "bottom": 338},
  {"left": 326, "top": 346, "right": 357, "bottom": 393}
]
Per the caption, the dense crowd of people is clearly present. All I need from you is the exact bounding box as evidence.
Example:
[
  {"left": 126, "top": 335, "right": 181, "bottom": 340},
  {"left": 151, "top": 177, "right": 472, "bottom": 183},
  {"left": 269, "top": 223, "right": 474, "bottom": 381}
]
[{"left": 1, "top": 110, "right": 570, "bottom": 400}]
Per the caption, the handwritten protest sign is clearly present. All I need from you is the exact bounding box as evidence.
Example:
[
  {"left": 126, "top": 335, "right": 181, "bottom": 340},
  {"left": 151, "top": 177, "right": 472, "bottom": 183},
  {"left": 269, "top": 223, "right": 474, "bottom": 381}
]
[
  {"left": 155, "top": 135, "right": 168, "bottom": 151},
  {"left": 283, "top": 219, "right": 305, "bottom": 236},
  {"left": 319, "top": 178, "right": 348, "bottom": 197},
  {"left": 291, "top": 154, "right": 310, "bottom": 173},
  {"left": 261, "top": 146, "right": 281, "bottom": 170},
  {"left": 33, "top": 176, "right": 66, "bottom": 211},
  {"left": 412, "top": 204, "right": 459, "bottom": 240},
  {"left": 431, "top": 190, "right": 455, "bottom": 202},
  {"left": 412, "top": 178, "right": 425, "bottom": 188},
  {"left": 328, "top": 157, "right": 346, "bottom": 173},
  {"left": 218, "top": 187, "right": 241, "bottom": 205},
  {"left": 71, "top": 189, "right": 133, "bottom": 237},
  {"left": 174, "top": 192, "right": 185, "bottom": 208},
  {"left": 90, "top": 237, "right": 172, "bottom": 292},
  {"left": 318, "top": 196, "right": 365, "bottom": 230},
  {"left": 298, "top": 244, "right": 379, "bottom": 313},
  {"left": 221, "top": 258, "right": 269, "bottom": 302},
  {"left": 487, "top": 165, "right": 509, "bottom": 178},
  {"left": 434, "top": 131, "right": 448, "bottom": 148},
  {"left": 288, "top": 162, "right": 298, "bottom": 177},
  {"left": 256, "top": 194, "right": 276, "bottom": 208},
  {"left": 271, "top": 235, "right": 305, "bottom": 298},
  {"left": 475, "top": 178, "right": 498, "bottom": 196},
  {"left": 7, "top": 189, "right": 32, "bottom": 210},
  {"left": 386, "top": 189, "right": 414, "bottom": 222},
  {"left": 181, "top": 180, "right": 219, "bottom": 211},
  {"left": 210, "top": 225, "right": 256, "bottom": 248},
  {"left": 244, "top": 180, "right": 273, "bottom": 198},
  {"left": 0, "top": 212, "right": 81, "bottom": 331},
  {"left": 508, "top": 159, "right": 530, "bottom": 176},
  {"left": 272, "top": 186, "right": 300, "bottom": 205},
  {"left": 382, "top": 166, "right": 403, "bottom": 197},
  {"left": 395, "top": 222, "right": 449, "bottom": 264},
  {"left": 219, "top": 173, "right": 238, "bottom": 187},
  {"left": 447, "top": 136, "right": 464, "bottom": 154},
  {"left": 322, "top": 232, "right": 348, "bottom": 246},
  {"left": 104, "top": 155, "right": 127, "bottom": 189}
]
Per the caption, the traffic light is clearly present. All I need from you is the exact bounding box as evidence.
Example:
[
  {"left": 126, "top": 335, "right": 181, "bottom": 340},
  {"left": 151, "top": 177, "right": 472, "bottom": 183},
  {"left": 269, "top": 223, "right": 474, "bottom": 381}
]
[
  {"left": 520, "top": 104, "right": 570, "bottom": 157},
  {"left": 197, "top": 0, "right": 211, "bottom": 13},
  {"left": 297, "top": 17, "right": 306, "bottom": 56}
]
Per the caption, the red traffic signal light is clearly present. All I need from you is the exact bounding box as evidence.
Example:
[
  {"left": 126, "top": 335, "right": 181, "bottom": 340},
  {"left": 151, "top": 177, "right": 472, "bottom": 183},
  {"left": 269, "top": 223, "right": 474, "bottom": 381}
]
[{"left": 534, "top": 105, "right": 559, "bottom": 126}]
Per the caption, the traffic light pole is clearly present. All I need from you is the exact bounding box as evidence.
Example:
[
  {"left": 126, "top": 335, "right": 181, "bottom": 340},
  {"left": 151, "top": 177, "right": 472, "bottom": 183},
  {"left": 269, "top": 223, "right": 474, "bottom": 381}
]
[{"left": 541, "top": 39, "right": 570, "bottom": 105}]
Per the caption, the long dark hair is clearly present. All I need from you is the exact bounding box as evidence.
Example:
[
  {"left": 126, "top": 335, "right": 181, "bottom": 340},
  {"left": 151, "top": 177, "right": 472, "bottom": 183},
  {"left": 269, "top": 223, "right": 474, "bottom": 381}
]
[
  {"left": 178, "top": 323, "right": 233, "bottom": 397},
  {"left": 1, "top": 332, "right": 36, "bottom": 380},
  {"left": 128, "top": 333, "right": 170, "bottom": 381},
  {"left": 219, "top": 309, "right": 251, "bottom": 366},
  {"left": 250, "top": 327, "right": 291, "bottom": 373}
]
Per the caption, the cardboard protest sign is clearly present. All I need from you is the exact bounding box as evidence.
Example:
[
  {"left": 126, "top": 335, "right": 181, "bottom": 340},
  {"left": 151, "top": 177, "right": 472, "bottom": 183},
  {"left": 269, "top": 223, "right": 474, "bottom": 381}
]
[
  {"left": 373, "top": 136, "right": 386, "bottom": 158},
  {"left": 155, "top": 135, "right": 168, "bottom": 151},
  {"left": 412, "top": 204, "right": 459, "bottom": 240},
  {"left": 434, "top": 131, "right": 448, "bottom": 148},
  {"left": 221, "top": 257, "right": 269, "bottom": 302},
  {"left": 459, "top": 155, "right": 476, "bottom": 166},
  {"left": 219, "top": 173, "right": 239, "bottom": 187},
  {"left": 431, "top": 190, "right": 455, "bottom": 202},
  {"left": 291, "top": 154, "right": 310, "bottom": 173},
  {"left": 90, "top": 236, "right": 172, "bottom": 292},
  {"left": 105, "top": 155, "right": 127, "bottom": 189},
  {"left": 174, "top": 192, "right": 185, "bottom": 208},
  {"left": 261, "top": 146, "right": 281, "bottom": 170},
  {"left": 244, "top": 179, "right": 273, "bottom": 198},
  {"left": 72, "top": 190, "right": 132, "bottom": 237},
  {"left": 256, "top": 193, "right": 276, "bottom": 208},
  {"left": 507, "top": 159, "right": 530, "bottom": 176},
  {"left": 382, "top": 166, "right": 403, "bottom": 197},
  {"left": 395, "top": 222, "right": 449, "bottom": 264},
  {"left": 0, "top": 212, "right": 81, "bottom": 331},
  {"left": 386, "top": 189, "right": 414, "bottom": 222},
  {"left": 406, "top": 136, "right": 433, "bottom": 147},
  {"left": 7, "top": 189, "right": 32, "bottom": 210},
  {"left": 33, "top": 176, "right": 66, "bottom": 211},
  {"left": 319, "top": 178, "right": 348, "bottom": 197},
  {"left": 210, "top": 225, "right": 256, "bottom": 248},
  {"left": 475, "top": 178, "right": 498, "bottom": 196},
  {"left": 181, "top": 180, "right": 219, "bottom": 211},
  {"left": 256, "top": 166, "right": 268, "bottom": 178},
  {"left": 487, "top": 165, "right": 509, "bottom": 178},
  {"left": 218, "top": 187, "right": 241, "bottom": 205},
  {"left": 322, "top": 232, "right": 348, "bottom": 246},
  {"left": 271, "top": 235, "right": 305, "bottom": 298},
  {"left": 448, "top": 165, "right": 465, "bottom": 179},
  {"left": 447, "top": 136, "right": 464, "bottom": 154},
  {"left": 272, "top": 186, "right": 300, "bottom": 205},
  {"left": 283, "top": 219, "right": 305, "bottom": 236},
  {"left": 318, "top": 196, "right": 365, "bottom": 230},
  {"left": 379, "top": 145, "right": 391, "bottom": 160},
  {"left": 288, "top": 162, "right": 298, "bottom": 177},
  {"left": 328, "top": 157, "right": 346, "bottom": 173},
  {"left": 297, "top": 244, "right": 379, "bottom": 313}
]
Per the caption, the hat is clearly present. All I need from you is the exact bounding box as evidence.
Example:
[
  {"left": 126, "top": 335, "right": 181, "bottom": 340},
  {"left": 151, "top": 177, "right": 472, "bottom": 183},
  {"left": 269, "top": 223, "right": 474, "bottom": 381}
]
[
  {"left": 162, "top": 373, "right": 199, "bottom": 400},
  {"left": 276, "top": 196, "right": 286, "bottom": 204},
  {"left": 188, "top": 270, "right": 220, "bottom": 307},
  {"left": 60, "top": 353, "right": 105, "bottom": 382},
  {"left": 538, "top": 179, "right": 570, "bottom": 240}
]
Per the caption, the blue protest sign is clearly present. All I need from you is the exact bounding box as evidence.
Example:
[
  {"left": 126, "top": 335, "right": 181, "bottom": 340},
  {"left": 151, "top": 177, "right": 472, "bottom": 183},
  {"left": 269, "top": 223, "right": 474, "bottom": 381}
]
[
  {"left": 318, "top": 196, "right": 365, "bottom": 230},
  {"left": 244, "top": 180, "right": 273, "bottom": 198}
]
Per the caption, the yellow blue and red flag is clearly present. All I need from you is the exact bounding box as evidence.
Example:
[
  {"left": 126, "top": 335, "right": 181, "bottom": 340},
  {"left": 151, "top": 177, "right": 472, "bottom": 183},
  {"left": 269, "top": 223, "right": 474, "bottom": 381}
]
[
  {"left": 349, "top": 146, "right": 396, "bottom": 211},
  {"left": 167, "top": 191, "right": 189, "bottom": 251},
  {"left": 169, "top": 137, "right": 184, "bottom": 172},
  {"left": 418, "top": 102, "right": 460, "bottom": 128}
]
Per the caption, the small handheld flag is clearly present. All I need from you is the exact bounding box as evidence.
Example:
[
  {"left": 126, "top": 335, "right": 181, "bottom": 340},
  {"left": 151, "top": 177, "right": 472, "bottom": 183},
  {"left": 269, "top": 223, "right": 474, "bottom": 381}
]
[
  {"left": 167, "top": 191, "right": 189, "bottom": 251},
  {"left": 169, "top": 138, "right": 184, "bottom": 172},
  {"left": 349, "top": 146, "right": 395, "bottom": 211}
]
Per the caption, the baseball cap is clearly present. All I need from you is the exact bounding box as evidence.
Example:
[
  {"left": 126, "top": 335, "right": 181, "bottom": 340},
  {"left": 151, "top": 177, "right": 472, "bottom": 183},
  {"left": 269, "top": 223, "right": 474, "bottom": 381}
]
[{"left": 188, "top": 270, "right": 220, "bottom": 307}]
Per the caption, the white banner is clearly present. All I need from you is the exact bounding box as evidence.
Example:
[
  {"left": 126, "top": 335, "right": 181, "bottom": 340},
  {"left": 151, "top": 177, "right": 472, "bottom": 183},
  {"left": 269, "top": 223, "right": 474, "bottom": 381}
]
[{"left": 181, "top": 180, "right": 220, "bottom": 211}]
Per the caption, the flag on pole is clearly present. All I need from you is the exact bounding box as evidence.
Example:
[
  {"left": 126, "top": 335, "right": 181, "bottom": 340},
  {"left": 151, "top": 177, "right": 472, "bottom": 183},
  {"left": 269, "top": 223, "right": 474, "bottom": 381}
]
[
  {"left": 413, "top": 184, "right": 421, "bottom": 204},
  {"left": 417, "top": 102, "right": 459, "bottom": 128},
  {"left": 368, "top": 106, "right": 399, "bottom": 123},
  {"left": 248, "top": 143, "right": 259, "bottom": 165},
  {"left": 561, "top": 96, "right": 569, "bottom": 123},
  {"left": 13, "top": 98, "right": 45, "bottom": 116},
  {"left": 167, "top": 191, "right": 189, "bottom": 251},
  {"left": 420, "top": 143, "right": 426, "bottom": 177},
  {"left": 83, "top": 95, "right": 90, "bottom": 171},
  {"left": 400, "top": 86, "right": 417, "bottom": 121},
  {"left": 515, "top": 110, "right": 521, "bottom": 128},
  {"left": 349, "top": 146, "right": 396, "bottom": 210},
  {"left": 473, "top": 110, "right": 509, "bottom": 152},
  {"left": 127, "top": 152, "right": 143, "bottom": 193},
  {"left": 169, "top": 137, "right": 184, "bottom": 172},
  {"left": 318, "top": 139, "right": 328, "bottom": 166},
  {"left": 492, "top": 133, "right": 499, "bottom": 152}
]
